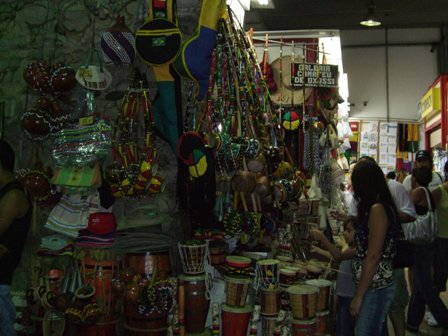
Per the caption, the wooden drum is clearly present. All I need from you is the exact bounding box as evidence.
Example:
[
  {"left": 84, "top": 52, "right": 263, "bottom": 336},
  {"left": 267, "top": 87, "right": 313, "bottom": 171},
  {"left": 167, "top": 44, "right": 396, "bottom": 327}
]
[
  {"left": 261, "top": 315, "right": 277, "bottom": 336},
  {"left": 287, "top": 284, "right": 319, "bottom": 320},
  {"left": 80, "top": 256, "right": 119, "bottom": 334},
  {"left": 225, "top": 276, "right": 251, "bottom": 307},
  {"left": 123, "top": 303, "right": 167, "bottom": 336},
  {"left": 292, "top": 318, "right": 317, "bottom": 336},
  {"left": 304, "top": 279, "right": 333, "bottom": 312},
  {"left": 315, "top": 310, "right": 330, "bottom": 335},
  {"left": 221, "top": 304, "right": 253, "bottom": 336},
  {"left": 125, "top": 250, "right": 172, "bottom": 280},
  {"left": 178, "top": 274, "right": 210, "bottom": 334},
  {"left": 260, "top": 289, "right": 280, "bottom": 316},
  {"left": 178, "top": 240, "right": 209, "bottom": 275},
  {"left": 255, "top": 259, "right": 280, "bottom": 290}
]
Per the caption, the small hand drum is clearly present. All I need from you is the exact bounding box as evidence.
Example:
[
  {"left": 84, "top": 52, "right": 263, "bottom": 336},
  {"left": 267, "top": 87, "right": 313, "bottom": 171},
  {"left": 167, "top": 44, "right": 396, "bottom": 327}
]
[
  {"left": 255, "top": 259, "right": 280, "bottom": 290},
  {"left": 178, "top": 240, "right": 209, "bottom": 274}
]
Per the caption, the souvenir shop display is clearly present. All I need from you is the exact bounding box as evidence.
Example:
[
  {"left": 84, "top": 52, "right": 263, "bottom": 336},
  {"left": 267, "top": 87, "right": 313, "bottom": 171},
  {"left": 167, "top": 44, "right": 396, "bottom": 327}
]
[{"left": 12, "top": 0, "right": 357, "bottom": 334}]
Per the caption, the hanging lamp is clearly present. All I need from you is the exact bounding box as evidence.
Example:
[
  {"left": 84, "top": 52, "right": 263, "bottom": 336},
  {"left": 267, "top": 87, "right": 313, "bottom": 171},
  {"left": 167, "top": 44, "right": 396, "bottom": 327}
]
[{"left": 360, "top": 3, "right": 382, "bottom": 27}]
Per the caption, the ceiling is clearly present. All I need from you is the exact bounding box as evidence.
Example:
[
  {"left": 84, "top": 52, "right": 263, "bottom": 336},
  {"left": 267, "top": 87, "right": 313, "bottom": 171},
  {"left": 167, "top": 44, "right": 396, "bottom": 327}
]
[{"left": 244, "top": 0, "right": 448, "bottom": 32}]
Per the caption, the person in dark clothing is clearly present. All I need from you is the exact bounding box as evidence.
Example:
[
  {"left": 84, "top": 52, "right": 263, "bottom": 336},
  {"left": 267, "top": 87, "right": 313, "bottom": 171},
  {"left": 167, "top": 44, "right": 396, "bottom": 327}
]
[{"left": 0, "top": 140, "right": 32, "bottom": 336}]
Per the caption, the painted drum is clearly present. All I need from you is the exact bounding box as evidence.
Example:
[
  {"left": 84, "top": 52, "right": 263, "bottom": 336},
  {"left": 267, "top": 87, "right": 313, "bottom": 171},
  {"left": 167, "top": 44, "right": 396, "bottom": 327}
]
[
  {"left": 304, "top": 279, "right": 333, "bottom": 312},
  {"left": 292, "top": 318, "right": 317, "bottom": 336},
  {"left": 178, "top": 274, "right": 210, "bottom": 334},
  {"left": 221, "top": 304, "right": 253, "bottom": 336},
  {"left": 225, "top": 276, "right": 251, "bottom": 307},
  {"left": 178, "top": 240, "right": 209, "bottom": 275},
  {"left": 315, "top": 310, "right": 330, "bottom": 335},
  {"left": 255, "top": 259, "right": 280, "bottom": 290},
  {"left": 225, "top": 255, "right": 252, "bottom": 269},
  {"left": 260, "top": 288, "right": 281, "bottom": 316},
  {"left": 279, "top": 267, "right": 297, "bottom": 286},
  {"left": 287, "top": 284, "right": 319, "bottom": 320}
]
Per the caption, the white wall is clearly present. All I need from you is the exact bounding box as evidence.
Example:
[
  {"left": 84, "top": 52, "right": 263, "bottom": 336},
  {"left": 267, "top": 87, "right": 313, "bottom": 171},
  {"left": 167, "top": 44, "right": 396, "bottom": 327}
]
[{"left": 341, "top": 28, "right": 439, "bottom": 121}]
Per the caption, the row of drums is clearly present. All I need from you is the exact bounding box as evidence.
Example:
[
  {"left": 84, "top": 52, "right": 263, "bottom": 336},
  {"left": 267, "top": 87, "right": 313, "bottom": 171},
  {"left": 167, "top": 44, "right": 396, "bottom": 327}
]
[
  {"left": 65, "top": 247, "right": 333, "bottom": 336},
  {"left": 223, "top": 274, "right": 333, "bottom": 335}
]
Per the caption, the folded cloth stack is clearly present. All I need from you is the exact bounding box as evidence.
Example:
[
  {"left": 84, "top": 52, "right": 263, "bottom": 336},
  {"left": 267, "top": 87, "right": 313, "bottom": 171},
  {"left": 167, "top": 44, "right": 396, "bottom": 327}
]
[{"left": 37, "top": 234, "right": 74, "bottom": 256}]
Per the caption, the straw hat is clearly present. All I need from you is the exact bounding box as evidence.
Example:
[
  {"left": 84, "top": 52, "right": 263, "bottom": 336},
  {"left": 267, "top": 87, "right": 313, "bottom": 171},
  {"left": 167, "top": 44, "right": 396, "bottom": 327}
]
[
  {"left": 75, "top": 64, "right": 112, "bottom": 91},
  {"left": 269, "top": 55, "right": 313, "bottom": 106}
]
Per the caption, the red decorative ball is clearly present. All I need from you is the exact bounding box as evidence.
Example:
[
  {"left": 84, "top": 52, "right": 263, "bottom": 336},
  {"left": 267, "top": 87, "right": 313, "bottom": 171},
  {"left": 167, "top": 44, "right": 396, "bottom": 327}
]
[
  {"left": 21, "top": 109, "right": 51, "bottom": 140},
  {"left": 50, "top": 66, "right": 77, "bottom": 93},
  {"left": 19, "top": 170, "right": 51, "bottom": 200},
  {"left": 23, "top": 61, "right": 51, "bottom": 94}
]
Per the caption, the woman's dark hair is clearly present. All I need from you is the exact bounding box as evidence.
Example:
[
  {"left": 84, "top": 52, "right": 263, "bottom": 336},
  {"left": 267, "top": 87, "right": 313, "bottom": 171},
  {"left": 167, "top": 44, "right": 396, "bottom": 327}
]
[
  {"left": 411, "top": 166, "right": 432, "bottom": 188},
  {"left": 0, "top": 140, "right": 15, "bottom": 172},
  {"left": 351, "top": 159, "right": 399, "bottom": 224}
]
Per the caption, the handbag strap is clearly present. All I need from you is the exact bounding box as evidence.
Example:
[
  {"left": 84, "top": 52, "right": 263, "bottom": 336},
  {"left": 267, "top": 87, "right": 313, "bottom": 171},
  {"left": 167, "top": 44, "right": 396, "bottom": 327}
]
[
  {"left": 85, "top": 48, "right": 104, "bottom": 72},
  {"left": 420, "top": 186, "right": 434, "bottom": 212}
]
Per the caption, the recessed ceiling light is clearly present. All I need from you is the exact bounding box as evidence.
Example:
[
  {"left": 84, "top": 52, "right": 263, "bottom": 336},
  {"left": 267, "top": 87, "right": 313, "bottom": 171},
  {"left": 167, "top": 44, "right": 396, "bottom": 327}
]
[{"left": 258, "top": 0, "right": 269, "bottom": 5}]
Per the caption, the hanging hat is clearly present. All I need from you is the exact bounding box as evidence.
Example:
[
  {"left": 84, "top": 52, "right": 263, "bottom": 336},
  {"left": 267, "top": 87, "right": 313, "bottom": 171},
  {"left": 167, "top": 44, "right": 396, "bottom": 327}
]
[
  {"left": 75, "top": 49, "right": 113, "bottom": 91},
  {"left": 269, "top": 55, "right": 313, "bottom": 106}
]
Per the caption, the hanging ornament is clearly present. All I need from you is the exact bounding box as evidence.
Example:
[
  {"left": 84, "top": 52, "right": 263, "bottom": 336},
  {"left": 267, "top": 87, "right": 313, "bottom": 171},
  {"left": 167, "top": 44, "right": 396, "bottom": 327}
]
[
  {"left": 23, "top": 61, "right": 52, "bottom": 94},
  {"left": 100, "top": 16, "right": 136, "bottom": 65},
  {"left": 49, "top": 64, "right": 77, "bottom": 93},
  {"left": 109, "top": 71, "right": 162, "bottom": 198},
  {"left": 16, "top": 168, "right": 52, "bottom": 201},
  {"left": 282, "top": 110, "right": 301, "bottom": 131},
  {"left": 21, "top": 109, "right": 51, "bottom": 141}
]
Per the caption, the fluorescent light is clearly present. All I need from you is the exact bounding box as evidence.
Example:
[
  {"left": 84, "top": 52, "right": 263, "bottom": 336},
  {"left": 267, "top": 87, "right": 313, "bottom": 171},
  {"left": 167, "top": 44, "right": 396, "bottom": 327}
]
[{"left": 258, "top": 0, "right": 269, "bottom": 5}]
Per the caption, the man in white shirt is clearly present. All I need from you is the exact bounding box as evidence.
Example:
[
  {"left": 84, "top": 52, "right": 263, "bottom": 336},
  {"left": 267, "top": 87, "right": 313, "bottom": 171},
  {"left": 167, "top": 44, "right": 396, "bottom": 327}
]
[{"left": 402, "top": 150, "right": 444, "bottom": 192}]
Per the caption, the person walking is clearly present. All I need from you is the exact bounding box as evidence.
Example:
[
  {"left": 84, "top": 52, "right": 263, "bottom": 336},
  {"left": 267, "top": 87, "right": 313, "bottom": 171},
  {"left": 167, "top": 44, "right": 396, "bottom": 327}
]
[{"left": 406, "top": 166, "right": 448, "bottom": 333}]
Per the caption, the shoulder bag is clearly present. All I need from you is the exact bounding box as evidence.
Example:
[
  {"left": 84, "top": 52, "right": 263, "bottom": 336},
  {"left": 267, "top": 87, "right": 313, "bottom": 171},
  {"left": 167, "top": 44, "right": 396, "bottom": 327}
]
[{"left": 402, "top": 186, "right": 438, "bottom": 245}]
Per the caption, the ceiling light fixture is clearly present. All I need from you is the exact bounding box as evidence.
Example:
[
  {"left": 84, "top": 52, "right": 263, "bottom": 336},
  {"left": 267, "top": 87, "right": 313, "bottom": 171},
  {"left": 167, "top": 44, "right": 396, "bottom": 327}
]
[
  {"left": 258, "top": 0, "right": 269, "bottom": 5},
  {"left": 360, "top": 3, "right": 381, "bottom": 27}
]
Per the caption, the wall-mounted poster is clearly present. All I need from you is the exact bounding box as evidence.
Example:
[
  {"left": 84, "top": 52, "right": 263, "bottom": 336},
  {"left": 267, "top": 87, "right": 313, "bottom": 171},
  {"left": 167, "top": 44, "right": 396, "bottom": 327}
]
[
  {"left": 378, "top": 122, "right": 398, "bottom": 172},
  {"left": 359, "top": 121, "right": 379, "bottom": 161}
]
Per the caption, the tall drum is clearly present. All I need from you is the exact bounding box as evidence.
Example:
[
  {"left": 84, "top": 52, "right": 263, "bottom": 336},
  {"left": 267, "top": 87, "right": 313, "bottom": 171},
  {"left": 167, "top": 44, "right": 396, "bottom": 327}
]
[
  {"left": 221, "top": 304, "right": 253, "bottom": 336},
  {"left": 123, "top": 250, "right": 174, "bottom": 336},
  {"left": 178, "top": 274, "right": 210, "bottom": 334},
  {"left": 79, "top": 255, "right": 119, "bottom": 335}
]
